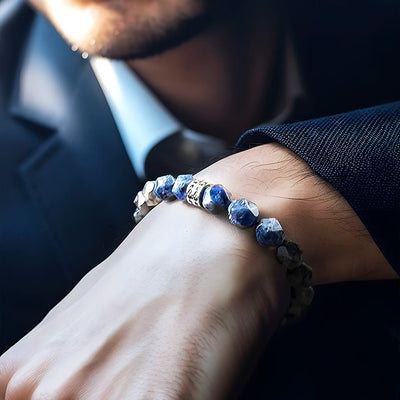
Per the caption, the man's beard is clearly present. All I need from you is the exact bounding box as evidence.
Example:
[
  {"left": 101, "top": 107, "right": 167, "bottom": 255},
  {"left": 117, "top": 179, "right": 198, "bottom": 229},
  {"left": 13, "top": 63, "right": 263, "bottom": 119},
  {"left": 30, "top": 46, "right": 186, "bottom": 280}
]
[{"left": 93, "top": 1, "right": 239, "bottom": 60}]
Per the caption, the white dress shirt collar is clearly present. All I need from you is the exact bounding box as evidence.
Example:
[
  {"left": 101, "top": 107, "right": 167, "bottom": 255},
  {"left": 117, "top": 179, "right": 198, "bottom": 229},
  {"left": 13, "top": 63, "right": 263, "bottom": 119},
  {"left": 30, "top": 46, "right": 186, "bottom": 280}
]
[
  {"left": 91, "top": 37, "right": 305, "bottom": 180},
  {"left": 91, "top": 57, "right": 182, "bottom": 180}
]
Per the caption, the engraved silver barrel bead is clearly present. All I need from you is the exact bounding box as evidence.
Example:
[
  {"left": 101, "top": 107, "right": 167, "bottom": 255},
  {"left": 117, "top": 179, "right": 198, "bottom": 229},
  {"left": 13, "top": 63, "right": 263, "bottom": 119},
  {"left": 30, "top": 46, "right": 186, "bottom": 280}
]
[{"left": 186, "top": 179, "right": 210, "bottom": 207}]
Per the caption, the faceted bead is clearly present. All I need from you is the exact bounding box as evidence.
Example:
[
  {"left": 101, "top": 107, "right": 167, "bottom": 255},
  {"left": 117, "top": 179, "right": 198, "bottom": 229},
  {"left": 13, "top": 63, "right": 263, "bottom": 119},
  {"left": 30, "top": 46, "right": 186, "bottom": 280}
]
[
  {"left": 287, "top": 263, "right": 312, "bottom": 287},
  {"left": 134, "top": 191, "right": 150, "bottom": 216},
  {"left": 228, "top": 199, "right": 259, "bottom": 228},
  {"left": 154, "top": 175, "right": 176, "bottom": 200},
  {"left": 133, "top": 208, "right": 144, "bottom": 224},
  {"left": 297, "top": 286, "right": 314, "bottom": 306},
  {"left": 202, "top": 185, "right": 232, "bottom": 214},
  {"left": 276, "top": 241, "right": 303, "bottom": 270},
  {"left": 286, "top": 301, "right": 302, "bottom": 319},
  {"left": 172, "top": 174, "right": 194, "bottom": 200},
  {"left": 255, "top": 218, "right": 285, "bottom": 247},
  {"left": 143, "top": 181, "right": 162, "bottom": 206}
]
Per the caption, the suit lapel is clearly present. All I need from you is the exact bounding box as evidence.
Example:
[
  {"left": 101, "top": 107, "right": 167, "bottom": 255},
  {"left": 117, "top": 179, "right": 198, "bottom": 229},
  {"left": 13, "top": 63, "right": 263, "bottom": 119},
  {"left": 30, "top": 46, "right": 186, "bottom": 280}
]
[
  {"left": 12, "top": 14, "right": 140, "bottom": 282},
  {"left": 9, "top": 13, "right": 86, "bottom": 130},
  {"left": 0, "top": 0, "right": 34, "bottom": 107}
]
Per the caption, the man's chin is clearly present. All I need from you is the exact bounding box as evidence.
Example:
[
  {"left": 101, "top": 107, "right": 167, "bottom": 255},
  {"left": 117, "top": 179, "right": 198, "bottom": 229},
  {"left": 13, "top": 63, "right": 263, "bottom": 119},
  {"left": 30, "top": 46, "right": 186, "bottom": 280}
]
[
  {"left": 78, "top": 8, "right": 223, "bottom": 61},
  {"left": 30, "top": 0, "right": 233, "bottom": 61}
]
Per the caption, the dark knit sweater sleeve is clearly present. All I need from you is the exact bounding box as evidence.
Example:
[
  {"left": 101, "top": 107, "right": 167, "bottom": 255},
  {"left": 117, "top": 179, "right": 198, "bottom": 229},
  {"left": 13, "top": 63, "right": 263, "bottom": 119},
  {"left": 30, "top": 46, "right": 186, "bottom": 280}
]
[{"left": 236, "top": 101, "right": 400, "bottom": 274}]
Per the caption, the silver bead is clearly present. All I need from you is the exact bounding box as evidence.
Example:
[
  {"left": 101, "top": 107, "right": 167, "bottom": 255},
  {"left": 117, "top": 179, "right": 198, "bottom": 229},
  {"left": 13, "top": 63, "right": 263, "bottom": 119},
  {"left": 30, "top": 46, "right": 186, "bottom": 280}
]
[
  {"left": 134, "top": 191, "right": 151, "bottom": 216},
  {"left": 186, "top": 179, "right": 210, "bottom": 207},
  {"left": 133, "top": 208, "right": 144, "bottom": 224},
  {"left": 142, "top": 181, "right": 162, "bottom": 206}
]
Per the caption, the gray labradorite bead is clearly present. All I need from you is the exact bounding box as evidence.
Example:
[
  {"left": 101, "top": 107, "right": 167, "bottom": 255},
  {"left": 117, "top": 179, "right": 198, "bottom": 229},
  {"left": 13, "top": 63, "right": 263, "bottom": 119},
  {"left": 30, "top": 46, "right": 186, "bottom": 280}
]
[
  {"left": 154, "top": 175, "right": 176, "bottom": 200},
  {"left": 228, "top": 199, "right": 259, "bottom": 228},
  {"left": 172, "top": 174, "right": 194, "bottom": 200},
  {"left": 202, "top": 185, "right": 232, "bottom": 214},
  {"left": 287, "top": 263, "right": 312, "bottom": 287},
  {"left": 297, "top": 286, "right": 314, "bottom": 306},
  {"left": 276, "top": 240, "right": 303, "bottom": 270},
  {"left": 286, "top": 302, "right": 302, "bottom": 319},
  {"left": 256, "top": 218, "right": 285, "bottom": 247}
]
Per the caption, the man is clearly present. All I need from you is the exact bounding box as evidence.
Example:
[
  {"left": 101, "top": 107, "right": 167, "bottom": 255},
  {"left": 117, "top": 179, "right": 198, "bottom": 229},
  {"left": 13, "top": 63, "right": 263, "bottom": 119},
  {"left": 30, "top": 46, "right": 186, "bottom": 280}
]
[{"left": 0, "top": 0, "right": 399, "bottom": 398}]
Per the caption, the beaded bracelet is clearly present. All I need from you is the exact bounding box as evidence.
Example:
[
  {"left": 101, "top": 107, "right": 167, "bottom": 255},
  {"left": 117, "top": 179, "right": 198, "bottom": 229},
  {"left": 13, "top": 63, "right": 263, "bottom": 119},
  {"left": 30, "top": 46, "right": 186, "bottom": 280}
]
[{"left": 133, "top": 174, "right": 314, "bottom": 323}]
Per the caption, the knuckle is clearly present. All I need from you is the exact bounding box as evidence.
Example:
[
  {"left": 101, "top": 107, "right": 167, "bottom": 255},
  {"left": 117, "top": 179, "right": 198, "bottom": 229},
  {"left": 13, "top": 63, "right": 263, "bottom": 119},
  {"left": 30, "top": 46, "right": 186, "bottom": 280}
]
[
  {"left": 31, "top": 386, "right": 56, "bottom": 400},
  {"left": 4, "top": 378, "right": 23, "bottom": 400},
  {"left": 4, "top": 368, "right": 33, "bottom": 400},
  {"left": 0, "top": 351, "right": 14, "bottom": 378},
  {"left": 0, "top": 363, "right": 9, "bottom": 385},
  {"left": 31, "top": 380, "right": 71, "bottom": 400}
]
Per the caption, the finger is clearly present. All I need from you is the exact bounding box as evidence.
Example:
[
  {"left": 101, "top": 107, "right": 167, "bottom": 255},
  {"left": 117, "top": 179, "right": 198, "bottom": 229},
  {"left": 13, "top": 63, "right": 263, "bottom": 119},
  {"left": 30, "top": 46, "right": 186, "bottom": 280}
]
[
  {"left": 0, "top": 351, "right": 15, "bottom": 399},
  {"left": 3, "top": 354, "right": 52, "bottom": 400}
]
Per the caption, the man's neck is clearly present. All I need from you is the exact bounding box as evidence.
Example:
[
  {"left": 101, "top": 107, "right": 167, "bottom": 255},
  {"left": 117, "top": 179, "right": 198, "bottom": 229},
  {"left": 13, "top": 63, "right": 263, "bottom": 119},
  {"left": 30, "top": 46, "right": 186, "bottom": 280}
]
[{"left": 129, "top": 1, "right": 285, "bottom": 144}]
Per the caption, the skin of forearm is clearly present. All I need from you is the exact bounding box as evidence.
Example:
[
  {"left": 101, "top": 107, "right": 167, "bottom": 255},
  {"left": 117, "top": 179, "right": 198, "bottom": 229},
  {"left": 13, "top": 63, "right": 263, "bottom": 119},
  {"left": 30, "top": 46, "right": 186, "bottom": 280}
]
[
  {"left": 0, "top": 143, "right": 396, "bottom": 400},
  {"left": 199, "top": 143, "right": 398, "bottom": 284}
]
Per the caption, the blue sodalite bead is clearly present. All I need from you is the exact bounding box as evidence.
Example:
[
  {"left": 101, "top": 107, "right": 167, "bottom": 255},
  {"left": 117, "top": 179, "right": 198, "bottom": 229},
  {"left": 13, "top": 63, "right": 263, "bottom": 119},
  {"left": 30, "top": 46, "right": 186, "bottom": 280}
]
[
  {"left": 154, "top": 175, "right": 176, "bottom": 199},
  {"left": 228, "top": 199, "right": 259, "bottom": 228},
  {"left": 202, "top": 185, "right": 232, "bottom": 214},
  {"left": 256, "top": 218, "right": 285, "bottom": 247},
  {"left": 172, "top": 174, "right": 194, "bottom": 200}
]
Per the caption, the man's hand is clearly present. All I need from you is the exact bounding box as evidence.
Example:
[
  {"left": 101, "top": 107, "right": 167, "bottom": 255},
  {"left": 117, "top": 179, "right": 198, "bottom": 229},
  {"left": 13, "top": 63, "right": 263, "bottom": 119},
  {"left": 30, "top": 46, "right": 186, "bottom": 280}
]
[
  {"left": 0, "top": 197, "right": 288, "bottom": 400},
  {"left": 0, "top": 143, "right": 395, "bottom": 400}
]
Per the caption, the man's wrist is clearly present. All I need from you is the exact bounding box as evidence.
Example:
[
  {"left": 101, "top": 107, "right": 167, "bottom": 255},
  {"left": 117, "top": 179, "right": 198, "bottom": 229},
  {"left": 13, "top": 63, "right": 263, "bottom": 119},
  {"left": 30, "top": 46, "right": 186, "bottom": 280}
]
[{"left": 200, "top": 142, "right": 396, "bottom": 284}]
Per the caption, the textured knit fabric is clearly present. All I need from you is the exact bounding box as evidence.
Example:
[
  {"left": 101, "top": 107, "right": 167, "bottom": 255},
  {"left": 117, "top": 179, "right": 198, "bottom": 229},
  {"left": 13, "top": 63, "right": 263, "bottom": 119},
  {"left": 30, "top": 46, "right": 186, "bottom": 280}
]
[{"left": 236, "top": 102, "right": 400, "bottom": 274}]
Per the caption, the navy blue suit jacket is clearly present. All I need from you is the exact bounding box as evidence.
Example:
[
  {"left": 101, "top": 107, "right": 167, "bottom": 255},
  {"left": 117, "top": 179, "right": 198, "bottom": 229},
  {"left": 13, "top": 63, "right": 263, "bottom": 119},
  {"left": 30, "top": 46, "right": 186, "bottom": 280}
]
[{"left": 1, "top": 0, "right": 399, "bottom": 398}]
